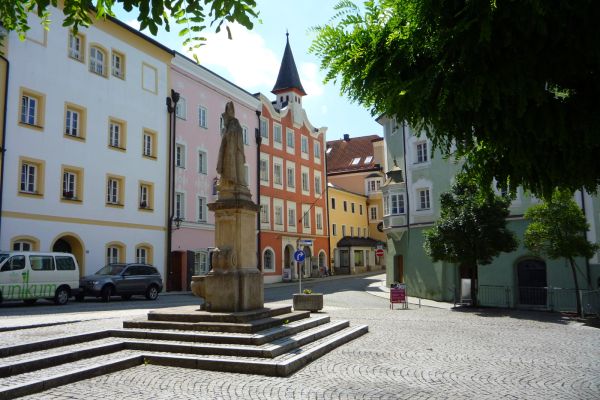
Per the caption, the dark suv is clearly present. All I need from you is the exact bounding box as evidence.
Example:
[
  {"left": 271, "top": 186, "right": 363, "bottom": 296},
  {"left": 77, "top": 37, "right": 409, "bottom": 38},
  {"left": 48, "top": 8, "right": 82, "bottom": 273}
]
[{"left": 78, "top": 263, "right": 163, "bottom": 302}]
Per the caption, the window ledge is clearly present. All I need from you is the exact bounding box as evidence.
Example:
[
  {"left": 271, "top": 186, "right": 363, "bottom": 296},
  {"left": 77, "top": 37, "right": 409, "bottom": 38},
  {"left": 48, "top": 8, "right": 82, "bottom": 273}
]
[
  {"left": 19, "top": 191, "right": 43, "bottom": 198},
  {"left": 108, "top": 145, "right": 127, "bottom": 152},
  {"left": 142, "top": 155, "right": 157, "bottom": 160},
  {"left": 18, "top": 122, "right": 44, "bottom": 131},
  {"left": 61, "top": 197, "right": 82, "bottom": 203},
  {"left": 64, "top": 134, "right": 85, "bottom": 142},
  {"left": 106, "top": 202, "right": 124, "bottom": 208}
]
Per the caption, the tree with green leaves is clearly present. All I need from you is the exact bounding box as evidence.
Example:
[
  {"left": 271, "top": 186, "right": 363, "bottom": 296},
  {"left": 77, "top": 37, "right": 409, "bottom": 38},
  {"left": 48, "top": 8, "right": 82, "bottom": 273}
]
[
  {"left": 423, "top": 176, "right": 518, "bottom": 306},
  {"left": 311, "top": 0, "right": 600, "bottom": 198},
  {"left": 524, "top": 190, "right": 598, "bottom": 316},
  {"left": 1, "top": 0, "right": 258, "bottom": 56}
]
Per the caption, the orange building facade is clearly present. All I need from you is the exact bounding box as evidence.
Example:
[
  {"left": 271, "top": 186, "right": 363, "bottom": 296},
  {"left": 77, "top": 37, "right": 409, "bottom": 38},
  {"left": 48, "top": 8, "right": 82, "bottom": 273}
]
[{"left": 257, "top": 36, "right": 329, "bottom": 284}]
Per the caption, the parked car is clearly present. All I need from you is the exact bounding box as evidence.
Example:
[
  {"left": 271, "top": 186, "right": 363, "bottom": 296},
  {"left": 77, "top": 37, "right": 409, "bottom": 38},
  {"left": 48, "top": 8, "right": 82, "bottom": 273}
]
[
  {"left": 78, "top": 263, "right": 163, "bottom": 302},
  {"left": 0, "top": 251, "right": 80, "bottom": 305}
]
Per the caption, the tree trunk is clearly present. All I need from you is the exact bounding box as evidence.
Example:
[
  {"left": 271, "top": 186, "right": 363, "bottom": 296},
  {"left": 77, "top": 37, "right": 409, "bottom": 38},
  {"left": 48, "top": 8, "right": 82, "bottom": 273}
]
[{"left": 568, "top": 257, "right": 583, "bottom": 316}]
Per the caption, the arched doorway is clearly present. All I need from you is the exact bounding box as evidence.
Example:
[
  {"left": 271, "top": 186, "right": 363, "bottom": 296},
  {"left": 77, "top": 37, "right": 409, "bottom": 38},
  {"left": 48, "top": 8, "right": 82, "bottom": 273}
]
[
  {"left": 51, "top": 233, "right": 85, "bottom": 276},
  {"left": 302, "top": 246, "right": 312, "bottom": 278},
  {"left": 517, "top": 258, "right": 547, "bottom": 307}
]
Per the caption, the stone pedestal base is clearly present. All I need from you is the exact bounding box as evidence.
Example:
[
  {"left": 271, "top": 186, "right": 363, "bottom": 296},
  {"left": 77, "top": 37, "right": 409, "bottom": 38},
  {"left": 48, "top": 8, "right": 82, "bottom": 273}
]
[{"left": 191, "top": 268, "right": 264, "bottom": 312}]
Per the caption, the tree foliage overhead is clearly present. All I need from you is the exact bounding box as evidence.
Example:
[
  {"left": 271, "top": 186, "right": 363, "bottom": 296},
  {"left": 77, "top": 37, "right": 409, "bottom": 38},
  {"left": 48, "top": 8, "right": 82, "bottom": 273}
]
[
  {"left": 1, "top": 0, "right": 258, "bottom": 53},
  {"left": 423, "top": 175, "right": 518, "bottom": 304},
  {"left": 523, "top": 189, "right": 598, "bottom": 315},
  {"left": 311, "top": 0, "right": 600, "bottom": 198}
]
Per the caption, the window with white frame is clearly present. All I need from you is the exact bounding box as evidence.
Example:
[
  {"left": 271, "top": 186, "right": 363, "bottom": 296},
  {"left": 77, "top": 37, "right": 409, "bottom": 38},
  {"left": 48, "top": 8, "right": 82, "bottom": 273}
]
[
  {"left": 332, "top": 224, "right": 337, "bottom": 236},
  {"left": 176, "top": 97, "right": 187, "bottom": 119},
  {"left": 288, "top": 207, "right": 296, "bottom": 227},
  {"left": 106, "top": 178, "right": 120, "bottom": 205},
  {"left": 20, "top": 93, "right": 39, "bottom": 126},
  {"left": 416, "top": 141, "right": 428, "bottom": 163},
  {"left": 68, "top": 32, "right": 83, "bottom": 61},
  {"left": 194, "top": 251, "right": 208, "bottom": 275},
  {"left": 242, "top": 125, "right": 248, "bottom": 145},
  {"left": 370, "top": 206, "right": 377, "bottom": 220},
  {"left": 260, "top": 159, "right": 269, "bottom": 182},
  {"left": 13, "top": 241, "right": 33, "bottom": 251},
  {"left": 274, "top": 205, "right": 283, "bottom": 225},
  {"left": 175, "top": 144, "right": 185, "bottom": 168},
  {"left": 65, "top": 107, "right": 80, "bottom": 137},
  {"left": 139, "top": 183, "right": 150, "bottom": 209},
  {"left": 263, "top": 249, "right": 274, "bottom": 272},
  {"left": 136, "top": 247, "right": 147, "bottom": 264},
  {"left": 301, "top": 171, "right": 309, "bottom": 192},
  {"left": 301, "top": 136, "right": 308, "bottom": 154},
  {"left": 314, "top": 175, "right": 321, "bottom": 195},
  {"left": 19, "top": 158, "right": 43, "bottom": 195},
  {"left": 198, "top": 196, "right": 207, "bottom": 222},
  {"left": 198, "top": 151, "right": 207, "bottom": 174},
  {"left": 273, "top": 124, "right": 282, "bottom": 144},
  {"left": 273, "top": 163, "right": 282, "bottom": 185},
  {"left": 198, "top": 106, "right": 207, "bottom": 128},
  {"left": 303, "top": 210, "right": 310, "bottom": 228},
  {"left": 287, "top": 166, "right": 295, "bottom": 188},
  {"left": 89, "top": 46, "right": 105, "bottom": 75},
  {"left": 260, "top": 117, "right": 268, "bottom": 139},
  {"left": 109, "top": 120, "right": 123, "bottom": 148},
  {"left": 286, "top": 128, "right": 295, "bottom": 150},
  {"left": 313, "top": 142, "right": 321, "bottom": 159},
  {"left": 316, "top": 211, "right": 323, "bottom": 230},
  {"left": 418, "top": 188, "right": 431, "bottom": 210},
  {"left": 260, "top": 204, "right": 269, "bottom": 223},
  {"left": 143, "top": 131, "right": 154, "bottom": 157},
  {"left": 111, "top": 51, "right": 125, "bottom": 79},
  {"left": 392, "top": 193, "right": 405, "bottom": 214},
  {"left": 62, "top": 171, "right": 76, "bottom": 199},
  {"left": 106, "top": 246, "right": 119, "bottom": 264},
  {"left": 175, "top": 192, "right": 184, "bottom": 219}
]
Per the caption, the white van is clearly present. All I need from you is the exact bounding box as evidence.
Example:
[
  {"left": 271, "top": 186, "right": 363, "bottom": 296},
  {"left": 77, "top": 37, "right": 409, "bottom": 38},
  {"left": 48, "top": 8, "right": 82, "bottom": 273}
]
[{"left": 0, "top": 251, "right": 80, "bottom": 305}]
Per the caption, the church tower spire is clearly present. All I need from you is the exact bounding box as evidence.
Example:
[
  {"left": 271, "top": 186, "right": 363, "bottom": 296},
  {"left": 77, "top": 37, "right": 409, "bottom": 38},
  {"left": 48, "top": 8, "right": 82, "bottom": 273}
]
[{"left": 272, "top": 33, "right": 306, "bottom": 109}]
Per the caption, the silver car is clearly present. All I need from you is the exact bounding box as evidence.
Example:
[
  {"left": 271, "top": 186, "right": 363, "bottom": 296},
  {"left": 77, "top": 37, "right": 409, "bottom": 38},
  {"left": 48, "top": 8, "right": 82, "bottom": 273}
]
[{"left": 78, "top": 263, "right": 163, "bottom": 302}]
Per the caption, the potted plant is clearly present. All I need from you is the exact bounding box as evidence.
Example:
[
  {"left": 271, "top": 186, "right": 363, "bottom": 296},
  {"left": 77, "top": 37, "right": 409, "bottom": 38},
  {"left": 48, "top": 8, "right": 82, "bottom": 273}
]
[{"left": 293, "top": 288, "right": 323, "bottom": 312}]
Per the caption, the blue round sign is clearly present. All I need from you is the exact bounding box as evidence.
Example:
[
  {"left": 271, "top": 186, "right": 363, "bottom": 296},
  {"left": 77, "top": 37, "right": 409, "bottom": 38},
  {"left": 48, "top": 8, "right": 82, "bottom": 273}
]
[{"left": 293, "top": 250, "right": 306, "bottom": 262}]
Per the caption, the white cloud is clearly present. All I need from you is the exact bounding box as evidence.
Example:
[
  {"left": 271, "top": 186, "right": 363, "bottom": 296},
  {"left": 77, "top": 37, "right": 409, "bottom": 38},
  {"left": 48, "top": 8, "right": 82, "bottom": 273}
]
[
  {"left": 320, "top": 105, "right": 328, "bottom": 115},
  {"left": 186, "top": 23, "right": 280, "bottom": 92},
  {"left": 299, "top": 62, "right": 324, "bottom": 97}
]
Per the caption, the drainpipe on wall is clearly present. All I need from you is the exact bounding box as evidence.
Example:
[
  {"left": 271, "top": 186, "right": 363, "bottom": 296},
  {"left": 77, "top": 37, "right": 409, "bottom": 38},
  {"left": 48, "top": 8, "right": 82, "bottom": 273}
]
[
  {"left": 0, "top": 55, "right": 9, "bottom": 243},
  {"left": 580, "top": 189, "right": 592, "bottom": 288},
  {"left": 324, "top": 137, "right": 332, "bottom": 274},
  {"left": 255, "top": 110, "right": 262, "bottom": 270},
  {"left": 402, "top": 121, "right": 410, "bottom": 285},
  {"left": 166, "top": 90, "right": 180, "bottom": 290}
]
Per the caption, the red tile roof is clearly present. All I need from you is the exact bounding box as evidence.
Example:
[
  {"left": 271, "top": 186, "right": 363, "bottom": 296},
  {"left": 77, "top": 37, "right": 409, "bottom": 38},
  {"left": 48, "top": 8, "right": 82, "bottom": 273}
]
[{"left": 326, "top": 134, "right": 383, "bottom": 175}]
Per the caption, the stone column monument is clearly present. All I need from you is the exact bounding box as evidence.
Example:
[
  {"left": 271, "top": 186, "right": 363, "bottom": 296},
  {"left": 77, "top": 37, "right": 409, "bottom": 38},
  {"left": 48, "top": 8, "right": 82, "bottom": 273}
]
[{"left": 190, "top": 102, "right": 264, "bottom": 312}]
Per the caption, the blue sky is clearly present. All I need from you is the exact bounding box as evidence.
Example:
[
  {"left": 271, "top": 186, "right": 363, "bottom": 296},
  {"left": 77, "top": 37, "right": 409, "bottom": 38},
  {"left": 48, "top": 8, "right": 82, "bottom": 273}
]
[{"left": 116, "top": 0, "right": 382, "bottom": 141}]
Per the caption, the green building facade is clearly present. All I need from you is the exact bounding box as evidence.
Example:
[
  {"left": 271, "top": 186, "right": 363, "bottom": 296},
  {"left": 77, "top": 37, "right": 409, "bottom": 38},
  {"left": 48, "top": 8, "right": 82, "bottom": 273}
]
[{"left": 378, "top": 117, "right": 600, "bottom": 311}]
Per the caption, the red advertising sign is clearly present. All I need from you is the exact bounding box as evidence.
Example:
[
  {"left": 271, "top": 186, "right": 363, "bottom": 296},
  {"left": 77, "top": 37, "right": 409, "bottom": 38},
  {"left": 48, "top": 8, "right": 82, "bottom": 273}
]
[{"left": 390, "top": 284, "right": 407, "bottom": 309}]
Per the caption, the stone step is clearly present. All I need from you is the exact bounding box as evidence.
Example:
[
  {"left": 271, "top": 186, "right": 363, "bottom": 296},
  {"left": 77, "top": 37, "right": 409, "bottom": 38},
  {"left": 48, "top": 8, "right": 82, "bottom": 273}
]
[
  {"left": 0, "top": 351, "right": 142, "bottom": 400},
  {"left": 147, "top": 305, "right": 292, "bottom": 323},
  {"left": 0, "top": 318, "right": 343, "bottom": 380},
  {"left": 144, "top": 324, "right": 369, "bottom": 376},
  {"left": 123, "top": 310, "right": 311, "bottom": 333},
  {"left": 114, "top": 314, "right": 331, "bottom": 345}
]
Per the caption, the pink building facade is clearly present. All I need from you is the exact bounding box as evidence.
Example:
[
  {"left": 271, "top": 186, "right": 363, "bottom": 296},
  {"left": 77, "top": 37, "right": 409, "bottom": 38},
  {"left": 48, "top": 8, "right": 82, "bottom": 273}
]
[{"left": 168, "top": 53, "right": 260, "bottom": 290}]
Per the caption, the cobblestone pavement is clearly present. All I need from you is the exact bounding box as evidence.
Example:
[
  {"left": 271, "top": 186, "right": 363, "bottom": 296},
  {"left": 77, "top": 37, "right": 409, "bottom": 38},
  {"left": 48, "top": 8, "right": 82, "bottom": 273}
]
[{"left": 4, "top": 275, "right": 599, "bottom": 399}]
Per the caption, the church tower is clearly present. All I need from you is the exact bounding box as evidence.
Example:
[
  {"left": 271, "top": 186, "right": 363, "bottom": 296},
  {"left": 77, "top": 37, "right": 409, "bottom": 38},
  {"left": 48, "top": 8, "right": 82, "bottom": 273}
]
[{"left": 272, "top": 33, "right": 306, "bottom": 114}]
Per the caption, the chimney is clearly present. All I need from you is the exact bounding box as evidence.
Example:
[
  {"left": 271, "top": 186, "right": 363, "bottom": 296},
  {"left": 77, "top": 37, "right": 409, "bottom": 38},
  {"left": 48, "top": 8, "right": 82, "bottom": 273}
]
[{"left": 343, "top": 134, "right": 350, "bottom": 141}]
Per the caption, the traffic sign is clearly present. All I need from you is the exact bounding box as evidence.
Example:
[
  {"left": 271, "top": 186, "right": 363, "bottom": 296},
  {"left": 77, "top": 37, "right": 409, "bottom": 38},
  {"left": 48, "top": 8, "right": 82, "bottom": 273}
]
[
  {"left": 298, "top": 239, "right": 313, "bottom": 246},
  {"left": 375, "top": 249, "right": 385, "bottom": 257},
  {"left": 294, "top": 250, "right": 306, "bottom": 262}
]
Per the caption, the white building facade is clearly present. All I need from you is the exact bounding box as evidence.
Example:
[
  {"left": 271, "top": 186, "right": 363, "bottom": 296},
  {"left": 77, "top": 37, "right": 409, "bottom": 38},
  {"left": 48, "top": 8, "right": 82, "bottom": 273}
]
[{"left": 0, "top": 8, "right": 173, "bottom": 278}]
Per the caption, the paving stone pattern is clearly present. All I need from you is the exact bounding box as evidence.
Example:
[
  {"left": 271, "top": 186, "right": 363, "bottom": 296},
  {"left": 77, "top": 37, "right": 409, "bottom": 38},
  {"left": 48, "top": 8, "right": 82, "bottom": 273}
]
[{"left": 13, "top": 302, "right": 600, "bottom": 400}]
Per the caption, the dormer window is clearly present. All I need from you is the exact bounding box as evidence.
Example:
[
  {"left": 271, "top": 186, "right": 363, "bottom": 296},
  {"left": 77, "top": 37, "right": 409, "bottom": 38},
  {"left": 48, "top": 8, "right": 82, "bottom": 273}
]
[
  {"left": 364, "top": 156, "right": 373, "bottom": 164},
  {"left": 351, "top": 157, "right": 361, "bottom": 165}
]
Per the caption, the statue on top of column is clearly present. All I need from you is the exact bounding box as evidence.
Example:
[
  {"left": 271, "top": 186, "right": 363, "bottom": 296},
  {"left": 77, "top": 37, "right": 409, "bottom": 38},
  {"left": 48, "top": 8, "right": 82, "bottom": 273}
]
[{"left": 216, "top": 101, "right": 248, "bottom": 194}]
